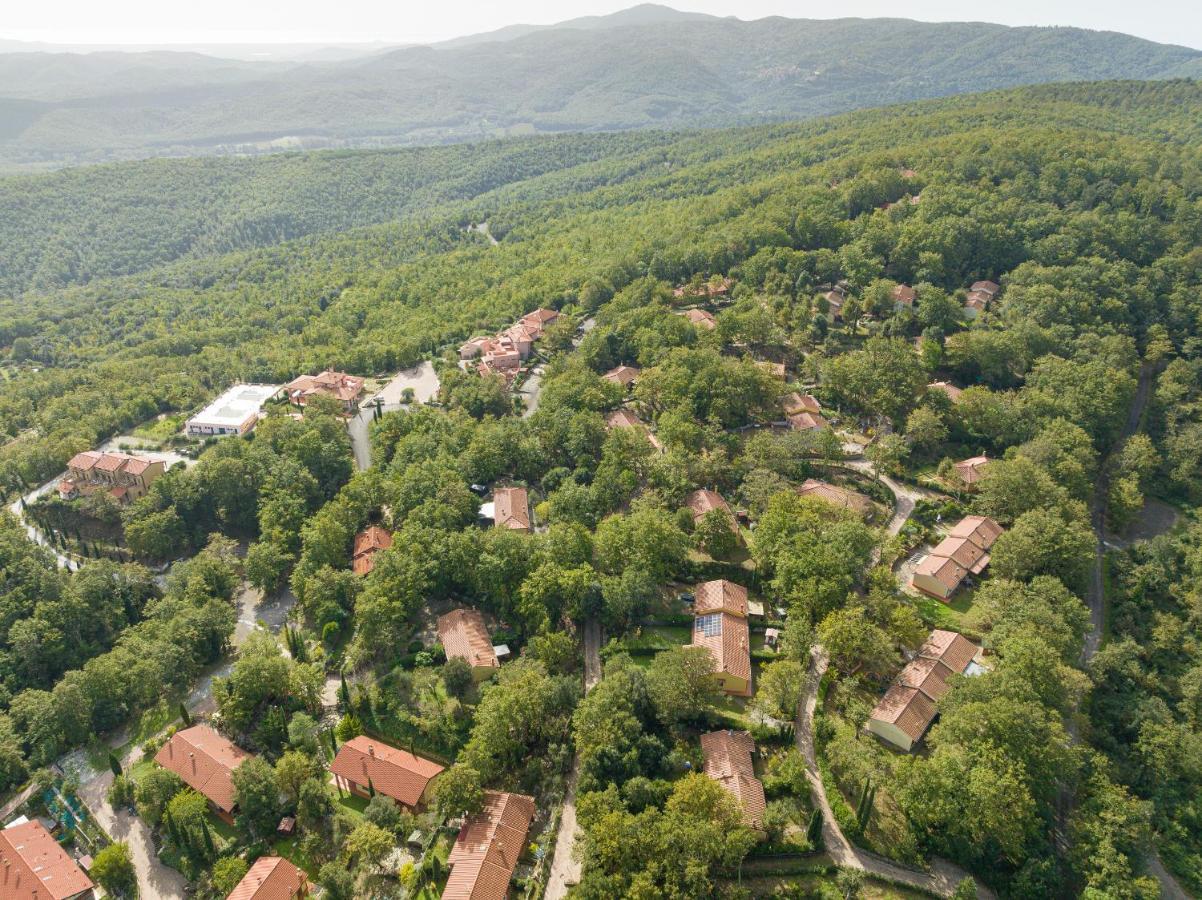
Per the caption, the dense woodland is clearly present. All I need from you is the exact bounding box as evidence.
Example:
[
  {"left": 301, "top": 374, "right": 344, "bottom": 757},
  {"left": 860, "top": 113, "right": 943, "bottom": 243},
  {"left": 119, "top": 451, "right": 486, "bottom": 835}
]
[{"left": 1, "top": 79, "right": 1202, "bottom": 897}]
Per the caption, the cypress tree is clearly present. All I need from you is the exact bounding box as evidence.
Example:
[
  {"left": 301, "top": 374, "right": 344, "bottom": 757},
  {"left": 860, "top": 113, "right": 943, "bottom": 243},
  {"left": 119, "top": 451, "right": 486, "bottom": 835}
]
[
  {"left": 339, "top": 672, "right": 350, "bottom": 709},
  {"left": 108, "top": 753, "right": 122, "bottom": 778},
  {"left": 202, "top": 820, "right": 216, "bottom": 859},
  {"left": 164, "top": 809, "right": 179, "bottom": 845},
  {"left": 806, "top": 808, "right": 823, "bottom": 849},
  {"left": 368, "top": 777, "right": 376, "bottom": 797},
  {"left": 179, "top": 702, "right": 191, "bottom": 727}
]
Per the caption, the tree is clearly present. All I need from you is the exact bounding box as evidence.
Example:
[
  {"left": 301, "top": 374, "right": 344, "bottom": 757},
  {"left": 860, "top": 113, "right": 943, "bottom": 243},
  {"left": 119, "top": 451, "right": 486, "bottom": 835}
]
[
  {"left": 318, "top": 862, "right": 356, "bottom": 900},
  {"left": 108, "top": 752, "right": 123, "bottom": 778},
  {"left": 432, "top": 763, "right": 485, "bottom": 819},
  {"left": 646, "top": 646, "right": 718, "bottom": 725},
  {"left": 344, "top": 821, "right": 395, "bottom": 871},
  {"left": 821, "top": 337, "right": 926, "bottom": 424},
  {"left": 594, "top": 505, "right": 689, "bottom": 581},
  {"left": 364, "top": 792, "right": 406, "bottom": 834},
  {"left": 134, "top": 767, "right": 185, "bottom": 827},
  {"left": 905, "top": 406, "right": 948, "bottom": 454},
  {"left": 90, "top": 842, "right": 137, "bottom": 897},
  {"left": 211, "top": 857, "right": 250, "bottom": 896},
  {"left": 990, "top": 507, "right": 1095, "bottom": 593},
  {"left": 275, "top": 749, "right": 319, "bottom": 807},
  {"left": 692, "top": 507, "right": 738, "bottom": 559},
  {"left": 232, "top": 755, "right": 281, "bottom": 838},
  {"left": 245, "top": 539, "right": 292, "bottom": 595},
  {"left": 753, "top": 658, "right": 806, "bottom": 721},
  {"left": 296, "top": 776, "right": 336, "bottom": 834}
]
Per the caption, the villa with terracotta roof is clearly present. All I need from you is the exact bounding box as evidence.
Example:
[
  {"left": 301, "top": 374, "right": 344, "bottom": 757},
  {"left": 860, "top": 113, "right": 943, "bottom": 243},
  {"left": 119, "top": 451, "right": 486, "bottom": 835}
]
[
  {"left": 226, "top": 856, "right": 307, "bottom": 900},
  {"left": 443, "top": 790, "right": 535, "bottom": 900},
  {"left": 970, "top": 280, "right": 1000, "bottom": 299},
  {"left": 603, "top": 365, "right": 640, "bottom": 389},
  {"left": 787, "top": 410, "right": 829, "bottom": 432},
  {"left": 953, "top": 455, "right": 990, "bottom": 488},
  {"left": 823, "top": 290, "right": 845, "bottom": 320},
  {"left": 605, "top": 408, "right": 664, "bottom": 452},
  {"left": 60, "top": 450, "right": 165, "bottom": 504},
  {"left": 868, "top": 630, "right": 986, "bottom": 751},
  {"left": 892, "top": 284, "right": 917, "bottom": 309},
  {"left": 685, "top": 489, "right": 734, "bottom": 528},
  {"left": 910, "top": 515, "right": 1003, "bottom": 601},
  {"left": 491, "top": 487, "right": 531, "bottom": 532},
  {"left": 927, "top": 381, "right": 964, "bottom": 403},
  {"left": 783, "top": 392, "right": 821, "bottom": 417},
  {"left": 153, "top": 724, "right": 252, "bottom": 823},
  {"left": 700, "top": 730, "right": 765, "bottom": 831},
  {"left": 680, "top": 308, "right": 717, "bottom": 330},
  {"left": 465, "top": 308, "right": 560, "bottom": 382},
  {"left": 797, "top": 479, "right": 874, "bottom": 519},
  {"left": 329, "top": 735, "right": 445, "bottom": 809},
  {"left": 0, "top": 819, "right": 95, "bottom": 900},
  {"left": 352, "top": 525, "right": 393, "bottom": 576},
  {"left": 691, "top": 581, "right": 752, "bottom": 697},
  {"left": 672, "top": 277, "right": 733, "bottom": 299},
  {"left": 438, "top": 609, "right": 500, "bottom": 681},
  {"left": 283, "top": 370, "right": 364, "bottom": 413},
  {"left": 519, "top": 308, "right": 560, "bottom": 337}
]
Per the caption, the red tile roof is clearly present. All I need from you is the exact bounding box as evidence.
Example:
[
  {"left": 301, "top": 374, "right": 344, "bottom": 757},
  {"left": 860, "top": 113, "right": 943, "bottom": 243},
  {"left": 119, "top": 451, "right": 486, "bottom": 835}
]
[
  {"left": 783, "top": 392, "right": 821, "bottom": 416},
  {"left": 953, "top": 455, "right": 990, "bottom": 485},
  {"left": 970, "top": 280, "right": 1000, "bottom": 298},
  {"left": 284, "top": 370, "right": 364, "bottom": 405},
  {"left": 329, "top": 736, "right": 444, "bottom": 807},
  {"left": 787, "top": 411, "right": 829, "bottom": 431},
  {"left": 492, "top": 487, "right": 531, "bottom": 532},
  {"left": 438, "top": 609, "right": 498, "bottom": 671},
  {"left": 352, "top": 525, "right": 393, "bottom": 576},
  {"left": 892, "top": 284, "right": 917, "bottom": 306},
  {"left": 919, "top": 629, "right": 979, "bottom": 673},
  {"left": 154, "top": 724, "right": 251, "bottom": 813},
  {"left": 927, "top": 381, "right": 963, "bottom": 402},
  {"left": 947, "top": 515, "right": 1003, "bottom": 550},
  {"left": 685, "top": 489, "right": 731, "bottom": 525},
  {"left": 66, "top": 450, "right": 102, "bottom": 471},
  {"left": 443, "top": 791, "right": 535, "bottom": 900},
  {"left": 226, "top": 856, "right": 306, "bottom": 900},
  {"left": 700, "top": 730, "right": 765, "bottom": 828},
  {"left": 681, "top": 308, "right": 717, "bottom": 330},
  {"left": 694, "top": 580, "right": 749, "bottom": 618},
  {"left": 692, "top": 611, "right": 751, "bottom": 691},
  {"left": 797, "top": 479, "right": 872, "bottom": 516},
  {"left": 602, "top": 365, "right": 640, "bottom": 387},
  {"left": 0, "top": 820, "right": 95, "bottom": 900},
  {"left": 871, "top": 684, "right": 937, "bottom": 743}
]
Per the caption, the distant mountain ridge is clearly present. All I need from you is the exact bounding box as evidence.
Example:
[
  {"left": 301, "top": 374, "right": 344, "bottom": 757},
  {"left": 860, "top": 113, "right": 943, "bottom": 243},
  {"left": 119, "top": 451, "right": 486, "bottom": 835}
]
[{"left": 0, "top": 5, "right": 1199, "bottom": 170}]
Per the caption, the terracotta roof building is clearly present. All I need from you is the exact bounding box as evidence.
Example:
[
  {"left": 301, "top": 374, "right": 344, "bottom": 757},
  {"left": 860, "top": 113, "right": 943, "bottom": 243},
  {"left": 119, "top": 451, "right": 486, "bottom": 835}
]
[
  {"left": 60, "top": 450, "right": 165, "bottom": 504},
  {"left": 970, "top": 280, "right": 1001, "bottom": 299},
  {"left": 329, "top": 736, "right": 444, "bottom": 809},
  {"left": 953, "top": 455, "right": 990, "bottom": 487},
  {"left": 154, "top": 725, "right": 252, "bottom": 822},
  {"left": 226, "top": 856, "right": 307, "bottom": 900},
  {"left": 352, "top": 525, "right": 392, "bottom": 576},
  {"left": 892, "top": 284, "right": 917, "bottom": 308},
  {"left": 824, "top": 291, "right": 845, "bottom": 320},
  {"left": 672, "top": 278, "right": 733, "bottom": 299},
  {"left": 519, "top": 308, "right": 560, "bottom": 337},
  {"left": 787, "top": 411, "right": 829, "bottom": 432},
  {"left": 492, "top": 487, "right": 531, "bottom": 532},
  {"left": 927, "top": 381, "right": 964, "bottom": 403},
  {"left": 691, "top": 583, "right": 752, "bottom": 697},
  {"left": 910, "top": 515, "right": 1003, "bottom": 601},
  {"left": 438, "top": 609, "right": 499, "bottom": 680},
  {"left": 694, "top": 580, "right": 749, "bottom": 618},
  {"left": 797, "top": 479, "right": 874, "bottom": 518},
  {"left": 283, "top": 370, "right": 364, "bottom": 412},
  {"left": 685, "top": 489, "right": 734, "bottom": 528},
  {"left": 603, "top": 365, "right": 640, "bottom": 389},
  {"left": 867, "top": 629, "right": 985, "bottom": 751},
  {"left": 783, "top": 393, "right": 821, "bottom": 416},
  {"left": 443, "top": 791, "right": 536, "bottom": 900},
  {"left": 700, "top": 730, "right": 765, "bottom": 830},
  {"left": 680, "top": 308, "right": 717, "bottom": 330},
  {"left": 0, "top": 819, "right": 95, "bottom": 900},
  {"left": 605, "top": 409, "right": 664, "bottom": 452}
]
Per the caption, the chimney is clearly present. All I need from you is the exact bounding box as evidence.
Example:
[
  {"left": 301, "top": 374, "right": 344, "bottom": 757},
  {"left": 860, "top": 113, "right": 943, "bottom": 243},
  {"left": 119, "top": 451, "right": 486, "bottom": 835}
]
[{"left": 368, "top": 745, "right": 375, "bottom": 757}]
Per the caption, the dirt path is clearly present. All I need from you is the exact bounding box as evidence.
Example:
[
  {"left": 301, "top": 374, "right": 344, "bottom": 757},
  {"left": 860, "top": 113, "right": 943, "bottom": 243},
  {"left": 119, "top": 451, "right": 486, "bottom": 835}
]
[
  {"left": 543, "top": 619, "right": 602, "bottom": 900},
  {"left": 796, "top": 646, "right": 990, "bottom": 898}
]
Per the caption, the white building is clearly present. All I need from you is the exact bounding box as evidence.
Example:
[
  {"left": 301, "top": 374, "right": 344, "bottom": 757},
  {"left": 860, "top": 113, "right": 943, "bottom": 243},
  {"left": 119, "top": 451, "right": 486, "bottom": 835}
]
[{"left": 186, "top": 383, "right": 280, "bottom": 437}]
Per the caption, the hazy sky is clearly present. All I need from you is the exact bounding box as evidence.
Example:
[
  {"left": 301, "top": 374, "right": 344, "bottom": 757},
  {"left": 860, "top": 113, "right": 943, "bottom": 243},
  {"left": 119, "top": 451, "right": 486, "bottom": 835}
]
[{"left": 5, "top": 0, "right": 1202, "bottom": 50}]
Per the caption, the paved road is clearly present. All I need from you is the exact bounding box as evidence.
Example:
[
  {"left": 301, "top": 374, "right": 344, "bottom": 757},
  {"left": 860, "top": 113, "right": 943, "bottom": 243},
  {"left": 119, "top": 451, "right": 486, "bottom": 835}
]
[
  {"left": 543, "top": 619, "right": 602, "bottom": 900},
  {"left": 796, "top": 646, "right": 991, "bottom": 898},
  {"left": 7, "top": 478, "right": 80, "bottom": 570},
  {"left": 65, "top": 581, "right": 297, "bottom": 898},
  {"left": 347, "top": 362, "right": 441, "bottom": 469}
]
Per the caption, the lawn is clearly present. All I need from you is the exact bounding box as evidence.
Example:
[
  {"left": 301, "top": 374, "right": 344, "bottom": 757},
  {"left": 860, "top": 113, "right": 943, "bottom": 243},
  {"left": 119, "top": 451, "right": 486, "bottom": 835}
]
[
  {"left": 911, "top": 590, "right": 974, "bottom": 630},
  {"left": 334, "top": 788, "right": 369, "bottom": 820},
  {"left": 88, "top": 699, "right": 180, "bottom": 770},
  {"left": 273, "top": 834, "right": 321, "bottom": 878},
  {"left": 132, "top": 413, "right": 186, "bottom": 442}
]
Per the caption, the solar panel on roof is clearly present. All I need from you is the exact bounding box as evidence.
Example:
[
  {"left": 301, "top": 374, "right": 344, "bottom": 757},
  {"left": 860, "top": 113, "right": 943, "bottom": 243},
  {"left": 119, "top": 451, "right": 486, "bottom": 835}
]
[{"left": 696, "top": 613, "right": 723, "bottom": 637}]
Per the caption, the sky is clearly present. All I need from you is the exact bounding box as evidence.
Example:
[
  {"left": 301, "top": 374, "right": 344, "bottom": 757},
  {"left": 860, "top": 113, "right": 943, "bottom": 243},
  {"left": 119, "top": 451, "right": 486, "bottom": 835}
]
[{"left": 4, "top": 0, "right": 1202, "bottom": 51}]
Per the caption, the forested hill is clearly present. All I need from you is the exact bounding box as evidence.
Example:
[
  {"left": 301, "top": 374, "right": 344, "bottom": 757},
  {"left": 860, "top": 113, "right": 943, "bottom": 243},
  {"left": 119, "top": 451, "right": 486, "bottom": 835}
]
[
  {"left": 5, "top": 79, "right": 1202, "bottom": 299},
  {"left": 1, "top": 6, "right": 1200, "bottom": 170}
]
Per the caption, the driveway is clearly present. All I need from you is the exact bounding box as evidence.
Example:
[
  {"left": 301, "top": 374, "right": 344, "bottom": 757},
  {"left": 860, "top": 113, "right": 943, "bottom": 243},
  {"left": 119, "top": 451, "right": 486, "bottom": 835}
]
[
  {"left": 347, "top": 361, "right": 441, "bottom": 469},
  {"left": 543, "top": 619, "right": 602, "bottom": 900},
  {"left": 795, "top": 646, "right": 990, "bottom": 898},
  {"left": 63, "top": 580, "right": 296, "bottom": 896}
]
